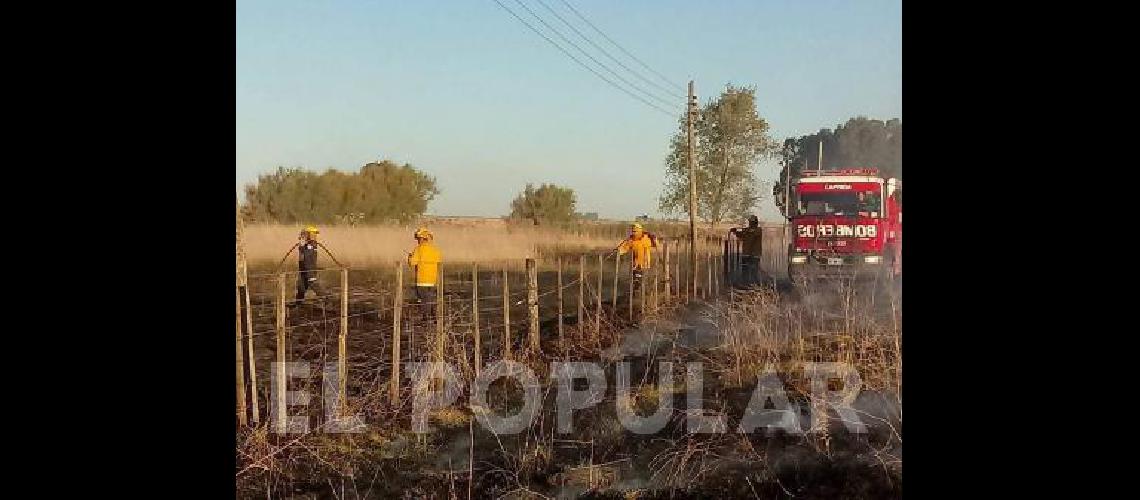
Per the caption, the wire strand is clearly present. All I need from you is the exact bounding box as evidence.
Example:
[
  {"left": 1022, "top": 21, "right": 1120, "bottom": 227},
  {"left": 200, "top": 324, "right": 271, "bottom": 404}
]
[
  {"left": 558, "top": 0, "right": 686, "bottom": 92},
  {"left": 534, "top": 0, "right": 684, "bottom": 100},
  {"left": 519, "top": 0, "right": 678, "bottom": 108},
  {"left": 490, "top": 0, "right": 676, "bottom": 116}
]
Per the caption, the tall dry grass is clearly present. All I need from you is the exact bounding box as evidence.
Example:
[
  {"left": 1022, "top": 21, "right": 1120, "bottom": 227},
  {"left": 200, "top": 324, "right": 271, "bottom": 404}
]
[
  {"left": 708, "top": 279, "right": 902, "bottom": 463},
  {"left": 243, "top": 224, "right": 615, "bottom": 269},
  {"left": 243, "top": 222, "right": 738, "bottom": 270},
  {"left": 711, "top": 280, "right": 901, "bottom": 393}
]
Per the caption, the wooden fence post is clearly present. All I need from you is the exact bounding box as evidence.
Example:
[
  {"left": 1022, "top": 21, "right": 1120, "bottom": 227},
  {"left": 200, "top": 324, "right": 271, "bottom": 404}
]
[
  {"left": 706, "top": 252, "right": 712, "bottom": 301},
  {"left": 652, "top": 266, "right": 659, "bottom": 313},
  {"left": 472, "top": 263, "right": 481, "bottom": 377},
  {"left": 663, "top": 240, "right": 671, "bottom": 301},
  {"left": 728, "top": 239, "right": 733, "bottom": 283},
  {"left": 244, "top": 288, "right": 258, "bottom": 424},
  {"left": 737, "top": 240, "right": 743, "bottom": 283},
  {"left": 697, "top": 239, "right": 704, "bottom": 300},
  {"left": 639, "top": 269, "right": 646, "bottom": 319},
  {"left": 235, "top": 286, "right": 246, "bottom": 426},
  {"left": 674, "top": 242, "right": 684, "bottom": 300},
  {"left": 595, "top": 254, "right": 602, "bottom": 339},
  {"left": 675, "top": 244, "right": 682, "bottom": 301},
  {"left": 628, "top": 267, "right": 635, "bottom": 321},
  {"left": 390, "top": 264, "right": 403, "bottom": 404},
  {"left": 502, "top": 268, "right": 511, "bottom": 360},
  {"left": 338, "top": 268, "right": 348, "bottom": 416},
  {"left": 720, "top": 240, "right": 729, "bottom": 291},
  {"left": 674, "top": 241, "right": 684, "bottom": 300},
  {"left": 612, "top": 253, "right": 620, "bottom": 310},
  {"left": 435, "top": 267, "right": 445, "bottom": 363},
  {"left": 728, "top": 237, "right": 736, "bottom": 302},
  {"left": 526, "top": 258, "right": 539, "bottom": 353},
  {"left": 276, "top": 272, "right": 287, "bottom": 431},
  {"left": 712, "top": 251, "right": 719, "bottom": 299},
  {"left": 723, "top": 238, "right": 730, "bottom": 288},
  {"left": 727, "top": 236, "right": 733, "bottom": 285},
  {"left": 691, "top": 239, "right": 697, "bottom": 299},
  {"left": 578, "top": 255, "right": 585, "bottom": 340},
  {"left": 557, "top": 257, "right": 564, "bottom": 349},
  {"left": 236, "top": 199, "right": 252, "bottom": 425}
]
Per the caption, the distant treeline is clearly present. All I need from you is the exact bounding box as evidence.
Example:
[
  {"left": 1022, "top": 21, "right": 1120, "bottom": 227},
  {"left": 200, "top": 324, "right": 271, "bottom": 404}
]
[{"left": 241, "top": 161, "right": 439, "bottom": 224}]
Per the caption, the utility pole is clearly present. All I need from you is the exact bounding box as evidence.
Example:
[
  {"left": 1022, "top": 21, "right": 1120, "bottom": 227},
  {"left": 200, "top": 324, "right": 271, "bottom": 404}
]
[
  {"left": 817, "top": 139, "right": 823, "bottom": 172},
  {"left": 687, "top": 81, "right": 698, "bottom": 298}
]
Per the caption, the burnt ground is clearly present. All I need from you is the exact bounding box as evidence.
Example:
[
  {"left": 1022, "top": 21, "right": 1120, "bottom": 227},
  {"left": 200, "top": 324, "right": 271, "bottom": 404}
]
[{"left": 237, "top": 271, "right": 902, "bottom": 499}]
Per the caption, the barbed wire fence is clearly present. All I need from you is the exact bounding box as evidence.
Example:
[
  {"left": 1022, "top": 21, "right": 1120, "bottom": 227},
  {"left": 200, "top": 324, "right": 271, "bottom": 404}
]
[{"left": 234, "top": 232, "right": 761, "bottom": 429}]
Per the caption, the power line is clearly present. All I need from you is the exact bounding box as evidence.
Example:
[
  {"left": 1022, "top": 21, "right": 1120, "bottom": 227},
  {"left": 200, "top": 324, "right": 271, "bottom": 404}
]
[
  {"left": 532, "top": 0, "right": 684, "bottom": 101},
  {"left": 558, "top": 0, "right": 685, "bottom": 93},
  {"left": 509, "top": 0, "right": 676, "bottom": 110},
  {"left": 489, "top": 0, "right": 676, "bottom": 116}
]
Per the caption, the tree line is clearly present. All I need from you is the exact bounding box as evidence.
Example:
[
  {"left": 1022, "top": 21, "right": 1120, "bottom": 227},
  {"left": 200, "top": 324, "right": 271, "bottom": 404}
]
[
  {"left": 240, "top": 94, "right": 899, "bottom": 226},
  {"left": 240, "top": 161, "right": 585, "bottom": 226},
  {"left": 241, "top": 161, "right": 440, "bottom": 224}
]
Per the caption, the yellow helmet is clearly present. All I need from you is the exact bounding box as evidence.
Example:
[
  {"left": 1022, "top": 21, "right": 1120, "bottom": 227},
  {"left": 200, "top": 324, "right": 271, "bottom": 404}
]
[
  {"left": 631, "top": 223, "right": 644, "bottom": 232},
  {"left": 302, "top": 225, "right": 319, "bottom": 235},
  {"left": 414, "top": 227, "right": 432, "bottom": 239}
]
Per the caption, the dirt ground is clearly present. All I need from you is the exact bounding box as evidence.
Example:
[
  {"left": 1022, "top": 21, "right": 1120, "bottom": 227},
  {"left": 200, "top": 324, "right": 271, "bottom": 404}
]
[{"left": 237, "top": 266, "right": 901, "bottom": 499}]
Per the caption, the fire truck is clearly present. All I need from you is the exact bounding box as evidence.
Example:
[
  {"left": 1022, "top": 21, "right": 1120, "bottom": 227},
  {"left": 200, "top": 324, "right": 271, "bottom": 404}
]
[{"left": 785, "top": 168, "right": 901, "bottom": 282}]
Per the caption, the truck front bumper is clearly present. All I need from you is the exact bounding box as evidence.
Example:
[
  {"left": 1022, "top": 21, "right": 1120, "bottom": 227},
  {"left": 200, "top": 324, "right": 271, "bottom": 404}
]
[{"left": 788, "top": 253, "right": 888, "bottom": 280}]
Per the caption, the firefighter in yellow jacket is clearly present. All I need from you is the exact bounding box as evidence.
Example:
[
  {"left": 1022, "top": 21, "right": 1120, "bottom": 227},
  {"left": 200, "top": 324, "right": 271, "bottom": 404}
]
[
  {"left": 407, "top": 227, "right": 442, "bottom": 303},
  {"left": 617, "top": 223, "right": 658, "bottom": 282}
]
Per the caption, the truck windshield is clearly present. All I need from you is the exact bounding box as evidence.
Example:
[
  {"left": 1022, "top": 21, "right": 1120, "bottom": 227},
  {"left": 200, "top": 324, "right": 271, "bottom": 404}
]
[{"left": 796, "top": 191, "right": 882, "bottom": 216}]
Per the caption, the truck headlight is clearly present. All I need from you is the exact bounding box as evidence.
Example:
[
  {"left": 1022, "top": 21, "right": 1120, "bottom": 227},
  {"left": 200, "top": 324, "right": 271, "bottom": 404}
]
[
  {"left": 791, "top": 255, "right": 807, "bottom": 264},
  {"left": 864, "top": 255, "right": 882, "bottom": 264}
]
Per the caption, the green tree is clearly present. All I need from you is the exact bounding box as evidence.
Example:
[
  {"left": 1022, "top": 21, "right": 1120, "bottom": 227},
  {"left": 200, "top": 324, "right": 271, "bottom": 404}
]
[
  {"left": 509, "top": 183, "right": 577, "bottom": 226},
  {"left": 772, "top": 117, "right": 901, "bottom": 216},
  {"left": 242, "top": 160, "right": 439, "bottom": 224},
  {"left": 659, "top": 84, "right": 774, "bottom": 227}
]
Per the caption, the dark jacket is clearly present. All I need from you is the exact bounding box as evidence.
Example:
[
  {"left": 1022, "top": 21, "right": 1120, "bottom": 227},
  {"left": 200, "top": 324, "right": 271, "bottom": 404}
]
[
  {"left": 298, "top": 240, "right": 319, "bottom": 272},
  {"left": 731, "top": 227, "right": 764, "bottom": 257}
]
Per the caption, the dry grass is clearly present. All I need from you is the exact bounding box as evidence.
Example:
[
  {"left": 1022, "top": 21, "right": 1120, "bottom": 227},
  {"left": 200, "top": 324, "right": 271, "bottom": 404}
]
[
  {"left": 706, "top": 280, "right": 902, "bottom": 463},
  {"left": 711, "top": 281, "right": 901, "bottom": 393},
  {"left": 235, "top": 230, "right": 902, "bottom": 496},
  {"left": 243, "top": 224, "right": 614, "bottom": 269},
  {"left": 429, "top": 407, "right": 473, "bottom": 428},
  {"left": 243, "top": 222, "right": 737, "bottom": 270}
]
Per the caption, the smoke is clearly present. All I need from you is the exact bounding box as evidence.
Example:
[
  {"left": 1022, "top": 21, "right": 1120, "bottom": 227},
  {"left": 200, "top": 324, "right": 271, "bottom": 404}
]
[
  {"left": 799, "top": 117, "right": 902, "bottom": 178},
  {"left": 773, "top": 117, "right": 901, "bottom": 215}
]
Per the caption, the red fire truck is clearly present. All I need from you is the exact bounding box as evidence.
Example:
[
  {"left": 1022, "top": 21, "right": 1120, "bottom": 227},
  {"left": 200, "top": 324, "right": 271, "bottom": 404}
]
[{"left": 786, "top": 168, "right": 901, "bottom": 282}]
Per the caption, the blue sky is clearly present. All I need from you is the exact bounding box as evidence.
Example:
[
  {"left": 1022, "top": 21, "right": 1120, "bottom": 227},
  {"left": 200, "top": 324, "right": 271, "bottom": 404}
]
[{"left": 236, "top": 0, "right": 901, "bottom": 221}]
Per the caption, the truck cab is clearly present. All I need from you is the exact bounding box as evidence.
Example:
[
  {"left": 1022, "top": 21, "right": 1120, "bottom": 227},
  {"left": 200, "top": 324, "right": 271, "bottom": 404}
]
[{"left": 787, "top": 168, "right": 901, "bottom": 282}]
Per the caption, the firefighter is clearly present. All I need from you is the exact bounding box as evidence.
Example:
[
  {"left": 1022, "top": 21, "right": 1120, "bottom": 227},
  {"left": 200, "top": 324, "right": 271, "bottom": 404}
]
[
  {"left": 616, "top": 222, "right": 658, "bottom": 283},
  {"left": 407, "top": 227, "right": 442, "bottom": 304},
  {"left": 729, "top": 215, "right": 763, "bottom": 284},
  {"left": 277, "top": 226, "right": 345, "bottom": 305}
]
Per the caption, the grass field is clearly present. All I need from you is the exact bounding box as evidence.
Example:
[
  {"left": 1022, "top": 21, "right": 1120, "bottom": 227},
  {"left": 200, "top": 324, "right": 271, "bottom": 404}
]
[
  {"left": 234, "top": 221, "right": 898, "bottom": 499},
  {"left": 242, "top": 221, "right": 743, "bottom": 269},
  {"left": 236, "top": 275, "right": 902, "bottom": 498}
]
